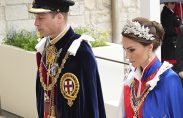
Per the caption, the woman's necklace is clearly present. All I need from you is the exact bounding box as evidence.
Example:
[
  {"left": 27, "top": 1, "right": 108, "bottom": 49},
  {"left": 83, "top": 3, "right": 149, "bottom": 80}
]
[{"left": 130, "top": 80, "right": 150, "bottom": 118}]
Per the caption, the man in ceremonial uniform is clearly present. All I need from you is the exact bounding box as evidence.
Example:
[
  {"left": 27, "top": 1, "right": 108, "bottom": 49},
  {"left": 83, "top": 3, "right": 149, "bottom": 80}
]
[{"left": 28, "top": 0, "right": 106, "bottom": 117}]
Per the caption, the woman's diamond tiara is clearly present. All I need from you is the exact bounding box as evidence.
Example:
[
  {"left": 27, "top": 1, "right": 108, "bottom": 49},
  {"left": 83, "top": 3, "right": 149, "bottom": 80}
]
[{"left": 122, "top": 20, "right": 155, "bottom": 41}]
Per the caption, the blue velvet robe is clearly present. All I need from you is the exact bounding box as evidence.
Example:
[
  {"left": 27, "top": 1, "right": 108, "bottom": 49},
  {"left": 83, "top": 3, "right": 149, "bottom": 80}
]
[
  {"left": 123, "top": 57, "right": 183, "bottom": 118},
  {"left": 36, "top": 27, "right": 106, "bottom": 118}
]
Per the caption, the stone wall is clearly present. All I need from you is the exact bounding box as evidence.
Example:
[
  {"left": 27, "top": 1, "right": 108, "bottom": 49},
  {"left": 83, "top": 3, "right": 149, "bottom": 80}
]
[
  {"left": 120, "top": 0, "right": 141, "bottom": 24},
  {"left": 0, "top": 0, "right": 141, "bottom": 43}
]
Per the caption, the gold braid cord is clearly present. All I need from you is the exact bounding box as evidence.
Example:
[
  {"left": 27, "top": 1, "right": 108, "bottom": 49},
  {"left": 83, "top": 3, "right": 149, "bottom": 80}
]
[
  {"left": 39, "top": 45, "right": 70, "bottom": 117},
  {"left": 39, "top": 45, "right": 70, "bottom": 91},
  {"left": 130, "top": 80, "right": 150, "bottom": 118}
]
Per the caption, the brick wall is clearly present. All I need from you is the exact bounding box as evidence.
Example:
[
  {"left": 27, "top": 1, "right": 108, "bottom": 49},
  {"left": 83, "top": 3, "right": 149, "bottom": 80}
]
[{"left": 0, "top": 0, "right": 140, "bottom": 43}]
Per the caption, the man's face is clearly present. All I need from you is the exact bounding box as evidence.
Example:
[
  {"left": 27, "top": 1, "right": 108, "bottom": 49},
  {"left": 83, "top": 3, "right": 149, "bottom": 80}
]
[{"left": 34, "top": 13, "right": 59, "bottom": 38}]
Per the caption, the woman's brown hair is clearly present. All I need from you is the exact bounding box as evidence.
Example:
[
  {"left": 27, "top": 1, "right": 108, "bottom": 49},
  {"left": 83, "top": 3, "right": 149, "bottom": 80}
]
[{"left": 122, "top": 17, "right": 165, "bottom": 51}]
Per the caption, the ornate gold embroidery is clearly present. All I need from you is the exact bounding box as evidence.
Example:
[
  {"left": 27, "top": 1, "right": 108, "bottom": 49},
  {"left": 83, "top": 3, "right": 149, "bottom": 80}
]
[
  {"left": 39, "top": 46, "right": 70, "bottom": 117},
  {"left": 39, "top": 50, "right": 70, "bottom": 91},
  {"left": 60, "top": 73, "right": 80, "bottom": 107},
  {"left": 46, "top": 45, "right": 57, "bottom": 68}
]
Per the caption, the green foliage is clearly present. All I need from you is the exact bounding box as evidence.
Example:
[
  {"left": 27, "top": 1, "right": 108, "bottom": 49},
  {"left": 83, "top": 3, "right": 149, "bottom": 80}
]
[
  {"left": 3, "top": 30, "right": 38, "bottom": 51},
  {"left": 3, "top": 27, "right": 109, "bottom": 51},
  {"left": 74, "top": 27, "right": 92, "bottom": 35},
  {"left": 74, "top": 27, "right": 109, "bottom": 47}
]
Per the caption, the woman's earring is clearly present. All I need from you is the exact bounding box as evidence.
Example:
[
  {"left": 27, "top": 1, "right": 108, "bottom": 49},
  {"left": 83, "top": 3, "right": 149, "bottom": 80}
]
[{"left": 148, "top": 51, "right": 152, "bottom": 62}]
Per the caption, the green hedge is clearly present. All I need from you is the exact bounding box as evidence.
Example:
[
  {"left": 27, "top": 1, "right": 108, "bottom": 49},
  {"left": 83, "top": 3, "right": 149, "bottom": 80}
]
[
  {"left": 3, "top": 30, "right": 38, "bottom": 51},
  {"left": 3, "top": 27, "right": 109, "bottom": 51},
  {"left": 74, "top": 27, "right": 109, "bottom": 47}
]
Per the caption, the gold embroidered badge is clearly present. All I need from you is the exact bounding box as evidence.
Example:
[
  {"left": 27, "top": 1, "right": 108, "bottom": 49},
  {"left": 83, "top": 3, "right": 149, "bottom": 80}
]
[
  {"left": 46, "top": 45, "right": 57, "bottom": 68},
  {"left": 60, "top": 73, "right": 80, "bottom": 107}
]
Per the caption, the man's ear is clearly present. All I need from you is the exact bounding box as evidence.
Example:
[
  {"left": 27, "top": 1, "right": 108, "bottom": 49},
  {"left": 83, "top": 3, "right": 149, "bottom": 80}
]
[{"left": 57, "top": 13, "right": 64, "bottom": 21}]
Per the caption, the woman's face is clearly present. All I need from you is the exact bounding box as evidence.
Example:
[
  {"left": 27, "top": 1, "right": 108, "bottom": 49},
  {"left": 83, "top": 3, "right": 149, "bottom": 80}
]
[{"left": 122, "top": 37, "right": 152, "bottom": 68}]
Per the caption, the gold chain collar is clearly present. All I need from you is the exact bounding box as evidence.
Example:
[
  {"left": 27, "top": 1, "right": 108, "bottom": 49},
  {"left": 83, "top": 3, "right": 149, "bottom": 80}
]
[
  {"left": 130, "top": 80, "right": 150, "bottom": 118},
  {"left": 39, "top": 46, "right": 70, "bottom": 91}
]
